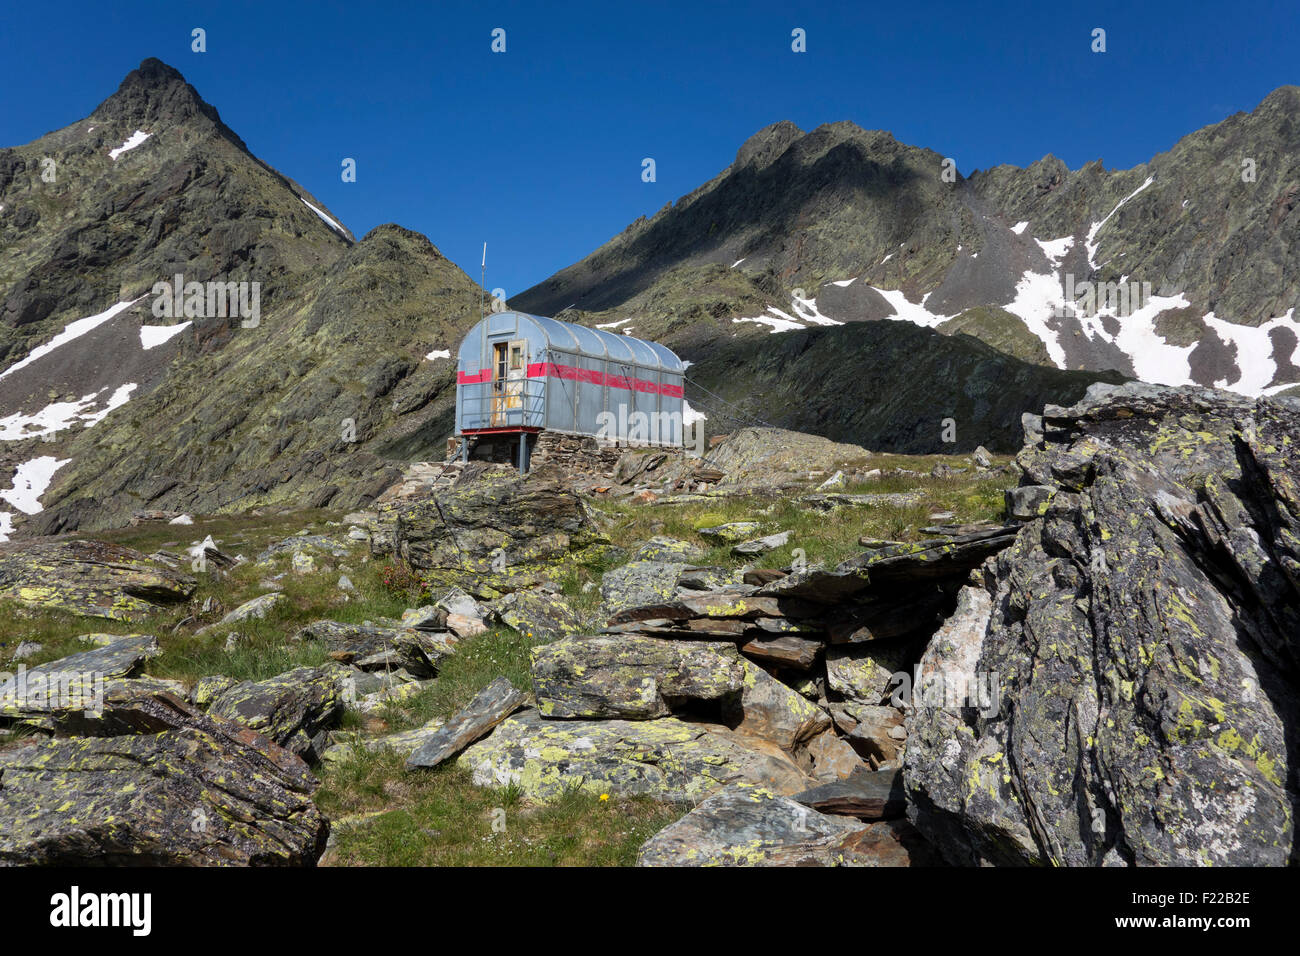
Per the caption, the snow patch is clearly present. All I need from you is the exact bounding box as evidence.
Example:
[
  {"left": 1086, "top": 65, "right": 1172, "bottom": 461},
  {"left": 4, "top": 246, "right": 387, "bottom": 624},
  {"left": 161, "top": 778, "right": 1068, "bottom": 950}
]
[
  {"left": 300, "top": 198, "right": 347, "bottom": 236},
  {"left": 0, "top": 511, "right": 12, "bottom": 543},
  {"left": 0, "top": 298, "right": 143, "bottom": 380},
  {"left": 733, "top": 307, "right": 806, "bottom": 334},
  {"left": 169, "top": 514, "right": 194, "bottom": 525},
  {"left": 140, "top": 321, "right": 192, "bottom": 349},
  {"left": 595, "top": 318, "right": 632, "bottom": 330},
  {"left": 109, "top": 130, "right": 151, "bottom": 160},
  {"left": 873, "top": 287, "right": 950, "bottom": 329},
  {"left": 830, "top": 277, "right": 857, "bottom": 287},
  {"left": 731, "top": 258, "right": 746, "bottom": 268},
  {"left": 683, "top": 400, "right": 706, "bottom": 426},
  {"left": 1035, "top": 236, "right": 1074, "bottom": 268},
  {"left": 1204, "top": 309, "right": 1300, "bottom": 395},
  {"left": 1010, "top": 221, "right": 1029, "bottom": 235},
  {"left": 0, "top": 383, "right": 137, "bottom": 441},
  {"left": 425, "top": 349, "right": 451, "bottom": 361},
  {"left": 791, "top": 293, "right": 843, "bottom": 327},
  {"left": 1, "top": 456, "right": 70, "bottom": 515}
]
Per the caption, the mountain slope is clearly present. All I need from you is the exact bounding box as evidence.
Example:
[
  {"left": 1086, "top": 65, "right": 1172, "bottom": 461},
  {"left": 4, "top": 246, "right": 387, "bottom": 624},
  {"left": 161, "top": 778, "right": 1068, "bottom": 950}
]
[
  {"left": 0, "top": 59, "right": 480, "bottom": 536},
  {"left": 514, "top": 88, "right": 1300, "bottom": 397}
]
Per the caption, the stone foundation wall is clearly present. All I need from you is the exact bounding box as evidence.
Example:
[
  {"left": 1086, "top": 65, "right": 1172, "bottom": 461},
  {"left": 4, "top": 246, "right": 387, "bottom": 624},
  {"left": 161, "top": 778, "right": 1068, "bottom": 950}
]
[{"left": 528, "top": 432, "right": 624, "bottom": 479}]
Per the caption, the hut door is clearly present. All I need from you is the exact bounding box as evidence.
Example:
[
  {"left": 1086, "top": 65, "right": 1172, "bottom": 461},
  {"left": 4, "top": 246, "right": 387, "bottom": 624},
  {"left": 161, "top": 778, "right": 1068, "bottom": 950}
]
[{"left": 491, "top": 340, "right": 526, "bottom": 425}]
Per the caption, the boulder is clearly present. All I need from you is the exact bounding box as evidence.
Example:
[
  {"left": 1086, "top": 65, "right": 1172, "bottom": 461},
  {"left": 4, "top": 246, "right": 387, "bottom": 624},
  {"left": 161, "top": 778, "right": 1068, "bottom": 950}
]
[
  {"left": 208, "top": 666, "right": 345, "bottom": 761},
  {"left": 825, "top": 641, "right": 911, "bottom": 706},
  {"left": 1004, "top": 484, "right": 1055, "bottom": 520},
  {"left": 0, "top": 540, "right": 195, "bottom": 620},
  {"left": 437, "top": 589, "right": 490, "bottom": 637},
  {"left": 696, "top": 521, "right": 760, "bottom": 542},
  {"left": 198, "top": 592, "right": 286, "bottom": 632},
  {"left": 0, "top": 634, "right": 160, "bottom": 720},
  {"left": 635, "top": 784, "right": 924, "bottom": 866},
  {"left": 803, "top": 729, "right": 868, "bottom": 781},
  {"left": 740, "top": 634, "right": 823, "bottom": 670},
  {"left": 793, "top": 768, "right": 907, "bottom": 819},
  {"left": 387, "top": 466, "right": 609, "bottom": 576},
  {"left": 322, "top": 717, "right": 446, "bottom": 763},
  {"left": 906, "top": 384, "right": 1300, "bottom": 866},
  {"left": 0, "top": 693, "right": 327, "bottom": 865},
  {"left": 631, "top": 537, "right": 706, "bottom": 563},
  {"left": 731, "top": 530, "right": 791, "bottom": 556},
  {"left": 495, "top": 585, "right": 589, "bottom": 641},
  {"left": 725, "top": 660, "right": 831, "bottom": 751},
  {"left": 459, "top": 710, "right": 812, "bottom": 802},
  {"left": 600, "top": 560, "right": 687, "bottom": 617},
  {"left": 531, "top": 636, "right": 745, "bottom": 720}
]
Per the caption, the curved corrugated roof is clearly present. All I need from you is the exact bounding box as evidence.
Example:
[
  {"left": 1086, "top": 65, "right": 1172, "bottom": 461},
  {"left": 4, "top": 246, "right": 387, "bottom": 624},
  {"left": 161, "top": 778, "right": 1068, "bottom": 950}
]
[{"left": 476, "top": 311, "right": 684, "bottom": 373}]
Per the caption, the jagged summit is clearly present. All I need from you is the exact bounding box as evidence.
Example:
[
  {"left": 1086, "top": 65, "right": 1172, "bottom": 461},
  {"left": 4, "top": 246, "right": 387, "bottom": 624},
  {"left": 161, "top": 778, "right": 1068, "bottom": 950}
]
[
  {"left": 90, "top": 57, "right": 249, "bottom": 152},
  {"left": 733, "top": 120, "right": 803, "bottom": 170}
]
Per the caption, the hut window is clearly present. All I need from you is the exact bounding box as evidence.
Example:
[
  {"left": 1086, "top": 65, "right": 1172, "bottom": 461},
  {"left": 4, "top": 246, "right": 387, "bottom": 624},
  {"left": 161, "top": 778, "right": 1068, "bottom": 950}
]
[{"left": 509, "top": 342, "right": 525, "bottom": 370}]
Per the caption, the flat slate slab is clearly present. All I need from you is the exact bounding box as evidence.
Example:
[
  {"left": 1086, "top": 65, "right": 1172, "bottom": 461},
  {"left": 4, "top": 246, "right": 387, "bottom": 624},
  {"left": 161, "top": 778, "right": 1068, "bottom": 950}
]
[
  {"left": 793, "top": 768, "right": 906, "bottom": 820},
  {"left": 406, "top": 677, "right": 527, "bottom": 769}
]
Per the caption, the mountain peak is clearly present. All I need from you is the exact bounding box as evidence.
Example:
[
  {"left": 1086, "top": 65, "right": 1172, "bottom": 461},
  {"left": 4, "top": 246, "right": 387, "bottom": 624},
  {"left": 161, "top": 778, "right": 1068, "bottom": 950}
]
[
  {"left": 91, "top": 57, "right": 246, "bottom": 150},
  {"left": 733, "top": 121, "right": 804, "bottom": 171}
]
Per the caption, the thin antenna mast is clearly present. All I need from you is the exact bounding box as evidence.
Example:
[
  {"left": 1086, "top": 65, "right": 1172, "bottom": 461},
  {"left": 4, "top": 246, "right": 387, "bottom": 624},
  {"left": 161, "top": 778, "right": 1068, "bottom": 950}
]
[{"left": 480, "top": 242, "right": 487, "bottom": 318}]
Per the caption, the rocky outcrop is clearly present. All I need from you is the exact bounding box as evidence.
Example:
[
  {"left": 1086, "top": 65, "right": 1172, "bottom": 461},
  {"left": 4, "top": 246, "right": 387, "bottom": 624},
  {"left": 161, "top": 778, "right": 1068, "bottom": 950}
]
[
  {"left": 0, "top": 540, "right": 195, "bottom": 619},
  {"left": 532, "top": 636, "right": 746, "bottom": 720},
  {"left": 458, "top": 709, "right": 813, "bottom": 801},
  {"left": 208, "top": 666, "right": 346, "bottom": 762},
  {"left": 0, "top": 693, "right": 327, "bottom": 865},
  {"left": 635, "top": 784, "right": 936, "bottom": 866},
  {"left": 379, "top": 465, "right": 613, "bottom": 592},
  {"left": 905, "top": 383, "right": 1300, "bottom": 866}
]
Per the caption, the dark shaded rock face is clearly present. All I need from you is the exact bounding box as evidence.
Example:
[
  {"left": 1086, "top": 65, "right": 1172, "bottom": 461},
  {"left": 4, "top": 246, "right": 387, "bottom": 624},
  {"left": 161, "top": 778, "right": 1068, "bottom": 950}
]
[
  {"left": 905, "top": 382, "right": 1300, "bottom": 866},
  {"left": 0, "top": 693, "right": 327, "bottom": 865}
]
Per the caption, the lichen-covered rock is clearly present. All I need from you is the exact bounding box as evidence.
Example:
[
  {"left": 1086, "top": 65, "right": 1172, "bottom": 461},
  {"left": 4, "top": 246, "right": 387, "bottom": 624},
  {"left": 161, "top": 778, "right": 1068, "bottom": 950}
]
[
  {"left": 0, "top": 540, "right": 195, "bottom": 620},
  {"left": 635, "top": 784, "right": 924, "bottom": 866},
  {"left": 906, "top": 384, "right": 1300, "bottom": 866},
  {"left": 191, "top": 675, "right": 239, "bottom": 709},
  {"left": 0, "top": 693, "right": 327, "bottom": 865},
  {"left": 0, "top": 634, "right": 160, "bottom": 719},
  {"left": 388, "top": 466, "right": 609, "bottom": 576},
  {"left": 459, "top": 710, "right": 811, "bottom": 801},
  {"left": 725, "top": 660, "right": 830, "bottom": 751},
  {"left": 208, "top": 666, "right": 345, "bottom": 762},
  {"left": 323, "top": 717, "right": 446, "bottom": 763},
  {"left": 198, "top": 592, "right": 286, "bottom": 633},
  {"left": 697, "top": 521, "right": 761, "bottom": 542},
  {"left": 495, "top": 585, "right": 590, "bottom": 641},
  {"left": 531, "top": 635, "right": 745, "bottom": 719},
  {"left": 632, "top": 537, "right": 706, "bottom": 563},
  {"left": 825, "top": 641, "right": 911, "bottom": 705},
  {"left": 600, "top": 560, "right": 688, "bottom": 617},
  {"left": 731, "top": 531, "right": 791, "bottom": 556}
]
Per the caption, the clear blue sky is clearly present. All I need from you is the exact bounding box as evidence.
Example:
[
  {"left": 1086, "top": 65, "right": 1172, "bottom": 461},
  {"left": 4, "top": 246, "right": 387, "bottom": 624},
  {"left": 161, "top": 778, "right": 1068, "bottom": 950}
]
[{"left": 2, "top": 0, "right": 1295, "bottom": 297}]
